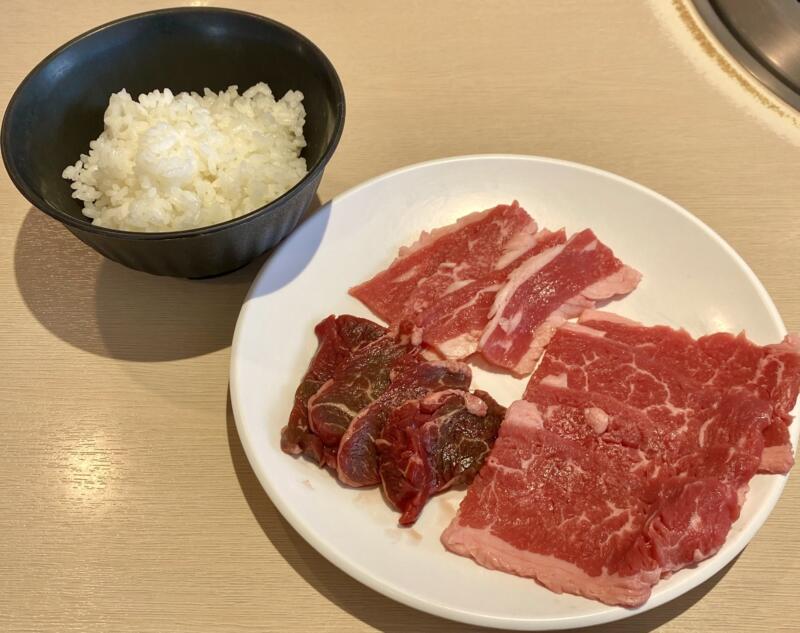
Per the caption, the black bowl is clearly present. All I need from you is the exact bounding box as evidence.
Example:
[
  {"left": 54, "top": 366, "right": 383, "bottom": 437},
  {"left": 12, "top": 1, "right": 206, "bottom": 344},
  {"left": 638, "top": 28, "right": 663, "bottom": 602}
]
[{"left": 1, "top": 8, "right": 344, "bottom": 278}]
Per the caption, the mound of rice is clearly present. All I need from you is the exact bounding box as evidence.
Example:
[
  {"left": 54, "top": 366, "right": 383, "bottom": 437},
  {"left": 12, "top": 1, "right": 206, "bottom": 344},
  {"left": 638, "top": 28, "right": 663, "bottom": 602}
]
[{"left": 62, "top": 83, "right": 307, "bottom": 232}]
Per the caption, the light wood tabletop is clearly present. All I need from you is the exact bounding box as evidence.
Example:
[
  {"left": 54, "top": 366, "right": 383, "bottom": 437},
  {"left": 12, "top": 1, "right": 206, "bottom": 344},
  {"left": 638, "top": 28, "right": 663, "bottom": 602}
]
[{"left": 2, "top": 1, "right": 799, "bottom": 631}]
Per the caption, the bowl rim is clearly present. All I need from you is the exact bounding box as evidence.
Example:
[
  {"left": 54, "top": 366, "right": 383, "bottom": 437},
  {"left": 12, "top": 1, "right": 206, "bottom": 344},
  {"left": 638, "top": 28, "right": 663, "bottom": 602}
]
[{"left": 0, "top": 6, "right": 346, "bottom": 241}]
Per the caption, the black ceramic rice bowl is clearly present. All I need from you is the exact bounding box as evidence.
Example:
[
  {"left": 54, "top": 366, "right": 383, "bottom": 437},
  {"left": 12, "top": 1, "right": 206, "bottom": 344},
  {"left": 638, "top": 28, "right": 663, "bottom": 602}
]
[{"left": 1, "top": 8, "right": 345, "bottom": 277}]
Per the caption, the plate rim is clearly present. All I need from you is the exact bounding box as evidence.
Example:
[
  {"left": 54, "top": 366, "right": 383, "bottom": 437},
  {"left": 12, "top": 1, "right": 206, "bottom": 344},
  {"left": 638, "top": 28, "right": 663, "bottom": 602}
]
[{"left": 229, "top": 153, "right": 791, "bottom": 630}]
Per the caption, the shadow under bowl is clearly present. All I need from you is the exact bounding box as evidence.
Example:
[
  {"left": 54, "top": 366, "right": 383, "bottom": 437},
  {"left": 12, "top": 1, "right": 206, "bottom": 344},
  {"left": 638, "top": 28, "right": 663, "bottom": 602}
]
[{"left": 1, "top": 7, "right": 345, "bottom": 278}]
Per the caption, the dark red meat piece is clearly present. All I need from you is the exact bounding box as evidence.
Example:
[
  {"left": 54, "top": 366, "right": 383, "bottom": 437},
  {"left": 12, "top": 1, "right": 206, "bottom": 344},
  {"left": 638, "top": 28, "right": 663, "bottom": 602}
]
[
  {"left": 479, "top": 229, "right": 640, "bottom": 375},
  {"left": 377, "top": 389, "right": 505, "bottom": 525},
  {"left": 414, "top": 229, "right": 567, "bottom": 359},
  {"left": 307, "top": 326, "right": 421, "bottom": 457},
  {"left": 280, "top": 315, "right": 386, "bottom": 465},
  {"left": 336, "top": 360, "right": 472, "bottom": 487}
]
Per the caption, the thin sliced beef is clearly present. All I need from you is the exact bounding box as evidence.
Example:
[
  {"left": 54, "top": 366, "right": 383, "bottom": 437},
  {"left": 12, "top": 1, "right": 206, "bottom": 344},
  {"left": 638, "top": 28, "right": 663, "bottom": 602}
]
[
  {"left": 442, "top": 379, "right": 767, "bottom": 607},
  {"left": 307, "top": 326, "right": 421, "bottom": 460},
  {"left": 350, "top": 206, "right": 642, "bottom": 373},
  {"left": 443, "top": 314, "right": 778, "bottom": 608},
  {"left": 628, "top": 477, "right": 740, "bottom": 578},
  {"left": 520, "top": 384, "right": 768, "bottom": 496},
  {"left": 478, "top": 229, "right": 640, "bottom": 375},
  {"left": 377, "top": 389, "right": 505, "bottom": 525},
  {"left": 578, "top": 310, "right": 800, "bottom": 473},
  {"left": 443, "top": 413, "right": 663, "bottom": 608},
  {"left": 281, "top": 315, "right": 387, "bottom": 465},
  {"left": 529, "top": 322, "right": 780, "bottom": 478},
  {"left": 414, "top": 229, "right": 567, "bottom": 359},
  {"left": 349, "top": 201, "right": 537, "bottom": 325},
  {"left": 337, "top": 361, "right": 472, "bottom": 487}
]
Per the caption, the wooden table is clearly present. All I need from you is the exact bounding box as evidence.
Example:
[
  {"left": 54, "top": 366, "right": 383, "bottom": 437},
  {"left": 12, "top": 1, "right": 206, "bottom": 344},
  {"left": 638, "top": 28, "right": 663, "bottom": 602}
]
[{"left": 2, "top": 1, "right": 798, "bottom": 631}]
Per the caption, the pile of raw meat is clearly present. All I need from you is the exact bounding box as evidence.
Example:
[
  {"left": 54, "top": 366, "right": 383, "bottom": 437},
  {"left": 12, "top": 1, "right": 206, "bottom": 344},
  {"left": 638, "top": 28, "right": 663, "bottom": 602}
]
[
  {"left": 280, "top": 315, "right": 505, "bottom": 525},
  {"left": 281, "top": 201, "right": 800, "bottom": 608},
  {"left": 350, "top": 201, "right": 641, "bottom": 375}
]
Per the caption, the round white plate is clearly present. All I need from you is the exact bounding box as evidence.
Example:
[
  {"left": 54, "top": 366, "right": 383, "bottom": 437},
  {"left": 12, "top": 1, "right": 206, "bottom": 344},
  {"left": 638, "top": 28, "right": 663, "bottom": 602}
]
[{"left": 230, "top": 155, "right": 795, "bottom": 630}]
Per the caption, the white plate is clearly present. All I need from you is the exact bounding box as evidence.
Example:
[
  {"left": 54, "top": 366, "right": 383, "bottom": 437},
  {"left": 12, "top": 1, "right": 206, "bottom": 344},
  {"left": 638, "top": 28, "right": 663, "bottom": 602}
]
[{"left": 230, "top": 155, "right": 795, "bottom": 630}]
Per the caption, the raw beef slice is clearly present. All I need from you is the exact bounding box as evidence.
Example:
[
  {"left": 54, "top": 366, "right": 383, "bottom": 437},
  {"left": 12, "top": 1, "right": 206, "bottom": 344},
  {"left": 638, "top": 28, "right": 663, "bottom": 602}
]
[
  {"left": 479, "top": 229, "right": 641, "bottom": 375},
  {"left": 349, "top": 201, "right": 537, "bottom": 325},
  {"left": 414, "top": 229, "right": 567, "bottom": 359},
  {"left": 521, "top": 383, "right": 769, "bottom": 496},
  {"left": 442, "top": 312, "right": 776, "bottom": 607},
  {"left": 337, "top": 360, "right": 472, "bottom": 487},
  {"left": 307, "top": 326, "right": 421, "bottom": 459},
  {"left": 578, "top": 310, "right": 800, "bottom": 473},
  {"left": 442, "top": 409, "right": 664, "bottom": 608},
  {"left": 442, "top": 383, "right": 761, "bottom": 607},
  {"left": 377, "top": 389, "right": 505, "bottom": 525},
  {"left": 528, "top": 322, "right": 776, "bottom": 480},
  {"left": 281, "top": 315, "right": 387, "bottom": 465}
]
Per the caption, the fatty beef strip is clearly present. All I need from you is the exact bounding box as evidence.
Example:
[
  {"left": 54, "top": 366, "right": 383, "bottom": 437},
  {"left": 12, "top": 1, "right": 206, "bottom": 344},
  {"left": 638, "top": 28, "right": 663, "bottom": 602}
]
[
  {"left": 349, "top": 201, "right": 537, "bottom": 328},
  {"left": 350, "top": 203, "right": 640, "bottom": 374},
  {"left": 414, "top": 229, "right": 567, "bottom": 359},
  {"left": 478, "top": 229, "right": 640, "bottom": 375}
]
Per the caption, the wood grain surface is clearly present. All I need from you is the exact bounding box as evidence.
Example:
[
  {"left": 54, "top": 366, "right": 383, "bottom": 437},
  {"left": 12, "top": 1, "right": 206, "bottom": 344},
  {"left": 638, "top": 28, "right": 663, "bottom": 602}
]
[{"left": 1, "top": 1, "right": 798, "bottom": 631}]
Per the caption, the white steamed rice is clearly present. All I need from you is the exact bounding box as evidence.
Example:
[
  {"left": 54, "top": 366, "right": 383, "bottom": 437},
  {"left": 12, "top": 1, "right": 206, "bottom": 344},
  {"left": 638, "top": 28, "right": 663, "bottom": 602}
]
[{"left": 62, "top": 83, "right": 307, "bottom": 232}]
